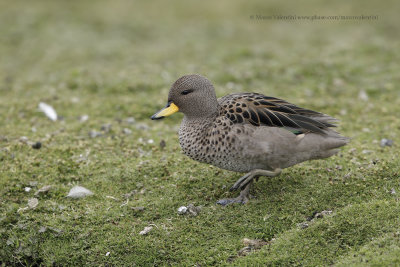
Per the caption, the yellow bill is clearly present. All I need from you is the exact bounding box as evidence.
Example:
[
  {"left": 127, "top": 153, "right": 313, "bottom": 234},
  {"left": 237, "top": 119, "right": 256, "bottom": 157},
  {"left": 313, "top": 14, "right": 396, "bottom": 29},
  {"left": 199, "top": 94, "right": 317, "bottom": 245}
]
[{"left": 151, "top": 102, "right": 179, "bottom": 120}]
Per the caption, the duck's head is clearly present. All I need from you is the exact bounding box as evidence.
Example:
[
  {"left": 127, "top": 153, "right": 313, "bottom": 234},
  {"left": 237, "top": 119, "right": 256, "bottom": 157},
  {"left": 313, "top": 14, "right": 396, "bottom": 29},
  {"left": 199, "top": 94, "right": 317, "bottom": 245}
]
[{"left": 151, "top": 74, "right": 218, "bottom": 120}]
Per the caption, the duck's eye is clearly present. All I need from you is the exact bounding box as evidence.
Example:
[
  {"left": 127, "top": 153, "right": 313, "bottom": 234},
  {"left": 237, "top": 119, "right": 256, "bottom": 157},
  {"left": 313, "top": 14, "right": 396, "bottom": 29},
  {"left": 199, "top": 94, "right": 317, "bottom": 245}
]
[{"left": 181, "top": 89, "right": 193, "bottom": 95}]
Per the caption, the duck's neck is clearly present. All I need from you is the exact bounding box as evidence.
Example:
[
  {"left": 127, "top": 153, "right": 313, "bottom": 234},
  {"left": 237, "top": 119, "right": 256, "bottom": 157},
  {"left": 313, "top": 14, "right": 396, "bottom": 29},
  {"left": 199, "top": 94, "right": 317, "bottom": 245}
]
[
  {"left": 181, "top": 114, "right": 215, "bottom": 131},
  {"left": 183, "top": 110, "right": 218, "bottom": 121}
]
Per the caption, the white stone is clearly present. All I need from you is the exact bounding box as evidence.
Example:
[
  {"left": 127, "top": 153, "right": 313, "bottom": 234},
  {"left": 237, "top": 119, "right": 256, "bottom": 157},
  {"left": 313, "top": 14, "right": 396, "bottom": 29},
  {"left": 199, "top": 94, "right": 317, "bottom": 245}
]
[
  {"left": 66, "top": 186, "right": 94, "bottom": 198},
  {"left": 177, "top": 206, "right": 187, "bottom": 215},
  {"left": 139, "top": 226, "right": 153, "bottom": 235}
]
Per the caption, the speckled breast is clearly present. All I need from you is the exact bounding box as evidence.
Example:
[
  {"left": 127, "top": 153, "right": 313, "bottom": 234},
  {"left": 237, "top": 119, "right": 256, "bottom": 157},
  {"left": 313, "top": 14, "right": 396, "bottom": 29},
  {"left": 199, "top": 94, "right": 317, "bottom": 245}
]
[{"left": 178, "top": 116, "right": 255, "bottom": 173}]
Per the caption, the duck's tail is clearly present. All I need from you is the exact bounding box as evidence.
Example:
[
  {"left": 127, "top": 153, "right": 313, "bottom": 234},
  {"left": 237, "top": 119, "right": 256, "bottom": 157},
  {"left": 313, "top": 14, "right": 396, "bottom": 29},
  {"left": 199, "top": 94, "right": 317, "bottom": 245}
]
[{"left": 304, "top": 129, "right": 350, "bottom": 160}]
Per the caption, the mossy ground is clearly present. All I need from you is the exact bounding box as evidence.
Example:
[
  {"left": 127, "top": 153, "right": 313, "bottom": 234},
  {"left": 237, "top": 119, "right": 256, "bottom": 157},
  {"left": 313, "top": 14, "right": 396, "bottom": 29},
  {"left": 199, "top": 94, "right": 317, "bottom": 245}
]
[{"left": 1, "top": 1, "right": 400, "bottom": 266}]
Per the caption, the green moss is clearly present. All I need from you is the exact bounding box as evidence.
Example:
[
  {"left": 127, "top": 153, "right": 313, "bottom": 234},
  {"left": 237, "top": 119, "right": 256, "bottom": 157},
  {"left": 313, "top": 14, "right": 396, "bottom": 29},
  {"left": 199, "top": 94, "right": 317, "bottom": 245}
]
[{"left": 1, "top": 0, "right": 400, "bottom": 265}]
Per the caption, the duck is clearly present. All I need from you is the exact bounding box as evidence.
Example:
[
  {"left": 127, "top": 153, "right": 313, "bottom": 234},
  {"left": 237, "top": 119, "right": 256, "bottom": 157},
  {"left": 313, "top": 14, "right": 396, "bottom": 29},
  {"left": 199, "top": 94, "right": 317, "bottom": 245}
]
[{"left": 151, "top": 74, "right": 348, "bottom": 205}]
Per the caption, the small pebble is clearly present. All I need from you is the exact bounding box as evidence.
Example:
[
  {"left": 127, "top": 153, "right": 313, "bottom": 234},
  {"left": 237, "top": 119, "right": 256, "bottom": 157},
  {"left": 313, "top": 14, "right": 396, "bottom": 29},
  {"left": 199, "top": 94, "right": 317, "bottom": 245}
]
[
  {"left": 89, "top": 130, "right": 102, "bottom": 138},
  {"left": 177, "top": 206, "right": 187, "bottom": 215},
  {"left": 380, "top": 138, "right": 393, "bottom": 147},
  {"left": 79, "top": 115, "right": 89, "bottom": 122},
  {"left": 139, "top": 226, "right": 153, "bottom": 235},
  {"left": 123, "top": 128, "right": 132, "bottom": 135},
  {"left": 177, "top": 204, "right": 201, "bottom": 216},
  {"left": 125, "top": 117, "right": 136, "bottom": 124},
  {"left": 32, "top": 142, "right": 42, "bottom": 149}
]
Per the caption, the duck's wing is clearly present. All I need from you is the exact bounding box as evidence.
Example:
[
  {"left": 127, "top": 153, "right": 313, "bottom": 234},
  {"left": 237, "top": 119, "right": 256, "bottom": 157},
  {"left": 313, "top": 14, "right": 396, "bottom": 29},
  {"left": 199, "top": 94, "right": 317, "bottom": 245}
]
[{"left": 218, "top": 93, "right": 337, "bottom": 134}]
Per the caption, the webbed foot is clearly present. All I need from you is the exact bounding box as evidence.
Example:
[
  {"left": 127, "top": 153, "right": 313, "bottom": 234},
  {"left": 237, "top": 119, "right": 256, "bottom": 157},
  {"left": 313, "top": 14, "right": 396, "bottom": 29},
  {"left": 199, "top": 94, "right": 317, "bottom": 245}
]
[{"left": 217, "top": 182, "right": 252, "bottom": 206}]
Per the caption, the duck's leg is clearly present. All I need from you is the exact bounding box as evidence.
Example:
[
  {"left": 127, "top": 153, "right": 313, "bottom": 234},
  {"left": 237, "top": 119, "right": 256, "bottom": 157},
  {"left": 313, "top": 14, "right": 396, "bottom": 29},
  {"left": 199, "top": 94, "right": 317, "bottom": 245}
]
[
  {"left": 216, "top": 168, "right": 282, "bottom": 206},
  {"left": 216, "top": 181, "right": 253, "bottom": 206},
  {"left": 230, "top": 168, "right": 282, "bottom": 191}
]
